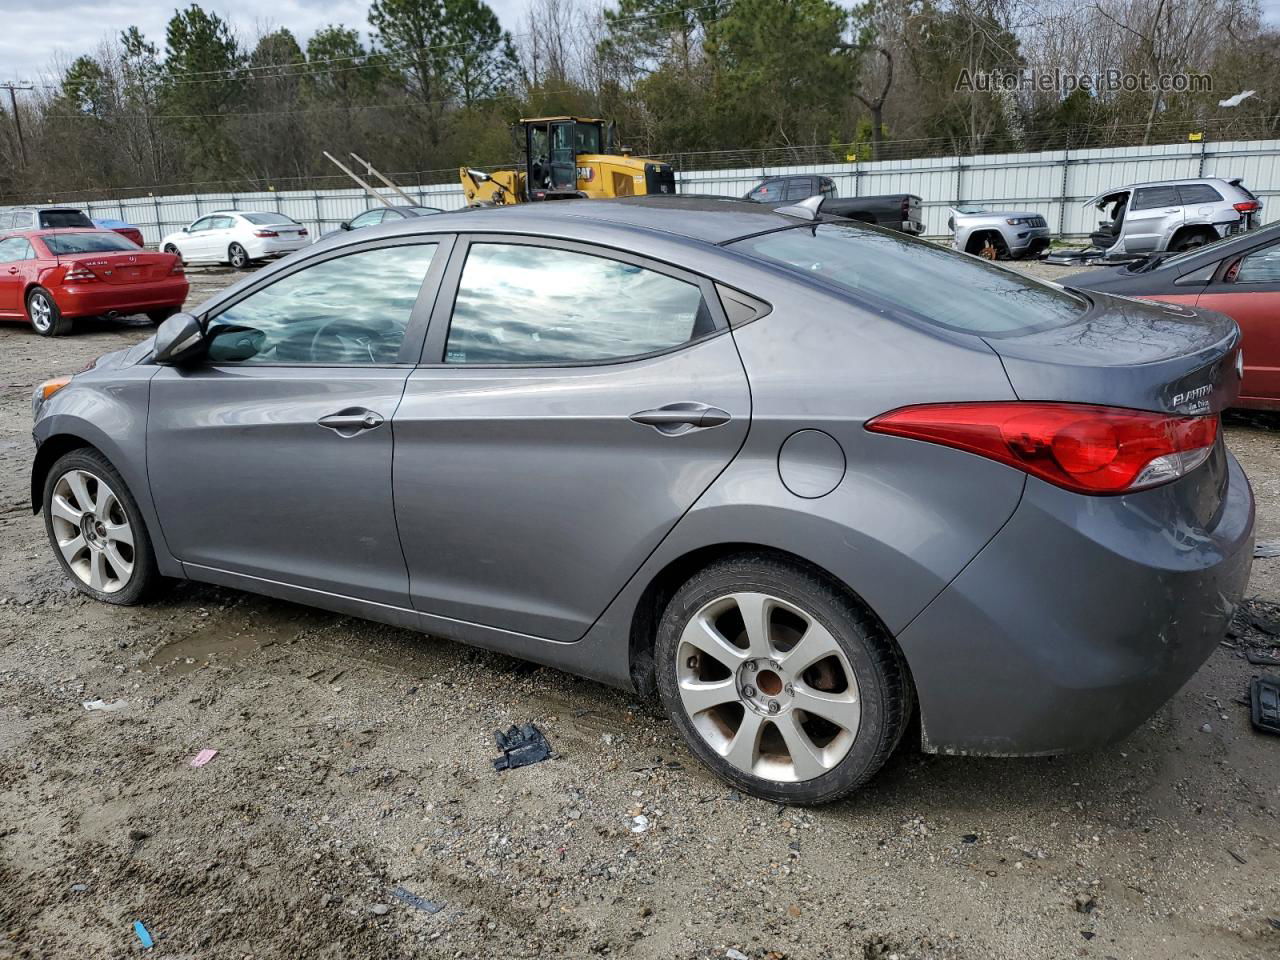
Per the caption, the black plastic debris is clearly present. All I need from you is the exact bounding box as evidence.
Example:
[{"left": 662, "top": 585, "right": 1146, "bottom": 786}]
[
  {"left": 1251, "top": 677, "right": 1280, "bottom": 736},
  {"left": 493, "top": 723, "right": 552, "bottom": 771},
  {"left": 390, "top": 886, "right": 444, "bottom": 914}
]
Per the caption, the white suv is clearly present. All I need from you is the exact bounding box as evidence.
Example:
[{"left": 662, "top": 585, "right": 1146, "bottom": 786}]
[{"left": 161, "top": 211, "right": 309, "bottom": 269}]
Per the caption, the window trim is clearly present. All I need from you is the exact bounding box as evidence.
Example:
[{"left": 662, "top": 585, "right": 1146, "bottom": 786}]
[
  {"left": 194, "top": 233, "right": 456, "bottom": 369},
  {"left": 418, "top": 233, "right": 732, "bottom": 369}
]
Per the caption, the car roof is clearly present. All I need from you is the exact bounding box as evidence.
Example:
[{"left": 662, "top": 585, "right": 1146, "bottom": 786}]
[{"left": 365, "top": 196, "right": 806, "bottom": 246}]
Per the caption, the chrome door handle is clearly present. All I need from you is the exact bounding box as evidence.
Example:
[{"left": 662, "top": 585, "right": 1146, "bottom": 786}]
[
  {"left": 630, "top": 402, "right": 731, "bottom": 434},
  {"left": 318, "top": 408, "right": 384, "bottom": 435},
  {"left": 6, "top": 267, "right": 17, "bottom": 274}
]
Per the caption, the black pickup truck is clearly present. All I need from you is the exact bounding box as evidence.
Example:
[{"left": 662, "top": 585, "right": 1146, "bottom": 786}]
[{"left": 744, "top": 174, "right": 925, "bottom": 235}]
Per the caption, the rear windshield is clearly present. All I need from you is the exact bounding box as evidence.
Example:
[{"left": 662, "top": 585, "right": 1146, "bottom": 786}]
[
  {"left": 240, "top": 213, "right": 298, "bottom": 225},
  {"left": 43, "top": 232, "right": 141, "bottom": 255},
  {"left": 38, "top": 210, "right": 94, "bottom": 229},
  {"left": 731, "top": 223, "right": 1087, "bottom": 336},
  {"left": 410, "top": 206, "right": 443, "bottom": 215}
]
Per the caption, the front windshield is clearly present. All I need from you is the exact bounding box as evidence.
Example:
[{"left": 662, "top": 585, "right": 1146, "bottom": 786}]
[
  {"left": 574, "top": 122, "right": 602, "bottom": 154},
  {"left": 732, "top": 223, "right": 1087, "bottom": 337}
]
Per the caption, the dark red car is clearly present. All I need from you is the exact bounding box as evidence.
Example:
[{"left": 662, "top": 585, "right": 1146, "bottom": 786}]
[
  {"left": 1069, "top": 221, "right": 1280, "bottom": 410},
  {"left": 0, "top": 229, "right": 188, "bottom": 337}
]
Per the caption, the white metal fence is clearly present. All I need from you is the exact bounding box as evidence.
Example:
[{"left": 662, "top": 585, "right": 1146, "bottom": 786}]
[{"left": 16, "top": 138, "right": 1280, "bottom": 247}]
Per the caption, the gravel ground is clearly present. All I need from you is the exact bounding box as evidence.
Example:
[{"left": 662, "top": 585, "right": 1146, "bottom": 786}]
[{"left": 0, "top": 261, "right": 1277, "bottom": 960}]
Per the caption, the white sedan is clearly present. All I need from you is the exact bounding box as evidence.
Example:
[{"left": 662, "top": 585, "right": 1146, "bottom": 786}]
[{"left": 161, "top": 211, "right": 310, "bottom": 269}]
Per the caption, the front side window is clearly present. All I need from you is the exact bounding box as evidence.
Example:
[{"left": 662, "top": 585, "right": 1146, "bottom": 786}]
[
  {"left": 732, "top": 223, "right": 1086, "bottom": 337},
  {"left": 749, "top": 181, "right": 783, "bottom": 202},
  {"left": 1235, "top": 242, "right": 1280, "bottom": 283},
  {"left": 42, "top": 232, "right": 138, "bottom": 255},
  {"left": 189, "top": 217, "right": 215, "bottom": 233},
  {"left": 205, "top": 244, "right": 438, "bottom": 364},
  {"left": 444, "top": 243, "right": 713, "bottom": 365}
]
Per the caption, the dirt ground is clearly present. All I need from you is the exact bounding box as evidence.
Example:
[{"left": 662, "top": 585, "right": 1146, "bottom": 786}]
[{"left": 0, "top": 262, "right": 1277, "bottom": 960}]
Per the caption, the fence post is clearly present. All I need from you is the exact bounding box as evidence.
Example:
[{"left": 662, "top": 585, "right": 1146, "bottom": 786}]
[
  {"left": 1058, "top": 149, "right": 1070, "bottom": 238},
  {"left": 151, "top": 194, "right": 162, "bottom": 249},
  {"left": 1198, "top": 137, "right": 1207, "bottom": 178},
  {"left": 314, "top": 192, "right": 323, "bottom": 236}
]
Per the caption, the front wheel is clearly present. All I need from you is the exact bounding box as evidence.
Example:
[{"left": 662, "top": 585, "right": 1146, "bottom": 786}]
[
  {"left": 27, "top": 287, "right": 71, "bottom": 337},
  {"left": 228, "top": 243, "right": 251, "bottom": 269},
  {"left": 655, "top": 555, "right": 911, "bottom": 804},
  {"left": 43, "top": 449, "right": 160, "bottom": 605}
]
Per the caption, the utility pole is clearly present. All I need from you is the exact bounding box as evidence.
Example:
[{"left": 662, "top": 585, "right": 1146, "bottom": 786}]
[{"left": 0, "top": 81, "right": 33, "bottom": 167}]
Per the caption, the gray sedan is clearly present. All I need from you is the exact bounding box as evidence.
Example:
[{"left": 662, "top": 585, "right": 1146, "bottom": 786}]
[{"left": 29, "top": 197, "right": 1254, "bottom": 804}]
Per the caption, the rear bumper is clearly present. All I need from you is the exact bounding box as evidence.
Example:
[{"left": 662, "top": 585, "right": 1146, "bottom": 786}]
[
  {"left": 897, "top": 447, "right": 1254, "bottom": 756},
  {"left": 56, "top": 278, "right": 189, "bottom": 318},
  {"left": 245, "top": 236, "right": 308, "bottom": 258}
]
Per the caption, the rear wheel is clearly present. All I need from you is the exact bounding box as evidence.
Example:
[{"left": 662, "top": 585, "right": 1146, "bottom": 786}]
[
  {"left": 162, "top": 243, "right": 183, "bottom": 263},
  {"left": 43, "top": 449, "right": 160, "bottom": 605},
  {"left": 27, "top": 287, "right": 71, "bottom": 337},
  {"left": 655, "top": 555, "right": 911, "bottom": 804},
  {"left": 228, "top": 243, "right": 250, "bottom": 269}
]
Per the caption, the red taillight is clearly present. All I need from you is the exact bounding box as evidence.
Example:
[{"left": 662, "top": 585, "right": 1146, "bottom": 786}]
[
  {"left": 1233, "top": 201, "right": 1260, "bottom": 213},
  {"left": 299, "top": 228, "right": 309, "bottom": 236},
  {"left": 169, "top": 258, "right": 184, "bottom": 276},
  {"left": 63, "top": 264, "right": 98, "bottom": 283},
  {"left": 254, "top": 229, "right": 278, "bottom": 238},
  {"left": 866, "top": 402, "right": 1219, "bottom": 495}
]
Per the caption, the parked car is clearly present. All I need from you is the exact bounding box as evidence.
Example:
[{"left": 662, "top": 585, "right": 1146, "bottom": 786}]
[
  {"left": 30, "top": 198, "right": 1252, "bottom": 804},
  {"left": 1068, "top": 220, "right": 1280, "bottom": 410},
  {"left": 947, "top": 205, "right": 1052, "bottom": 259},
  {"left": 92, "top": 218, "right": 145, "bottom": 248},
  {"left": 0, "top": 207, "right": 95, "bottom": 231},
  {"left": 334, "top": 204, "right": 444, "bottom": 236},
  {"left": 0, "top": 229, "right": 186, "bottom": 336},
  {"left": 1083, "top": 177, "right": 1262, "bottom": 257},
  {"left": 744, "top": 175, "right": 925, "bottom": 235},
  {"left": 160, "top": 211, "right": 309, "bottom": 269}
]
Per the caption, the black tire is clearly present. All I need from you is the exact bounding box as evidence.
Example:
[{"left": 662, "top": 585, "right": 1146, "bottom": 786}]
[
  {"left": 228, "top": 243, "right": 251, "bottom": 269},
  {"left": 1172, "top": 230, "right": 1213, "bottom": 252},
  {"left": 42, "top": 448, "right": 161, "bottom": 606},
  {"left": 655, "top": 554, "right": 912, "bottom": 805},
  {"left": 146, "top": 308, "right": 179, "bottom": 325},
  {"left": 27, "top": 287, "right": 72, "bottom": 337},
  {"left": 162, "top": 243, "right": 184, "bottom": 264}
]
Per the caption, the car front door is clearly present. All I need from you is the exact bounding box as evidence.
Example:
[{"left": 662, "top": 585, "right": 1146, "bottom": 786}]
[
  {"left": 182, "top": 217, "right": 217, "bottom": 260},
  {"left": 1196, "top": 239, "right": 1280, "bottom": 404},
  {"left": 147, "top": 237, "right": 451, "bottom": 608},
  {"left": 1125, "top": 185, "right": 1183, "bottom": 252},
  {"left": 0, "top": 237, "right": 31, "bottom": 315},
  {"left": 392, "top": 237, "right": 751, "bottom": 642}
]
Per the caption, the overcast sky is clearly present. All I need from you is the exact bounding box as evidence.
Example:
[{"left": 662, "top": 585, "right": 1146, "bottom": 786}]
[{"left": 0, "top": 0, "right": 1278, "bottom": 85}]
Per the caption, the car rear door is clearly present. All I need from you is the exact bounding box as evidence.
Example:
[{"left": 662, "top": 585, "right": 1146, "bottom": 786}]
[
  {"left": 148, "top": 237, "right": 451, "bottom": 608},
  {"left": 1195, "top": 237, "right": 1280, "bottom": 404},
  {"left": 1126, "top": 185, "right": 1183, "bottom": 252},
  {"left": 392, "top": 236, "right": 751, "bottom": 642}
]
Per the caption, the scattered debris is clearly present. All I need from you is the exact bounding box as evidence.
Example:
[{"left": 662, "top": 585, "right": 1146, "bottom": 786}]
[
  {"left": 1235, "top": 598, "right": 1280, "bottom": 638},
  {"left": 390, "top": 885, "right": 445, "bottom": 914},
  {"left": 82, "top": 699, "right": 128, "bottom": 713},
  {"left": 369, "top": 903, "right": 391, "bottom": 916},
  {"left": 133, "top": 921, "right": 154, "bottom": 949},
  {"left": 189, "top": 749, "right": 218, "bottom": 768},
  {"left": 1200, "top": 722, "right": 1213, "bottom": 733},
  {"left": 630, "top": 814, "right": 650, "bottom": 834},
  {"left": 70, "top": 883, "right": 87, "bottom": 893},
  {"left": 1268, "top": 918, "right": 1280, "bottom": 931},
  {"left": 1254, "top": 540, "right": 1280, "bottom": 559},
  {"left": 1074, "top": 893, "right": 1096, "bottom": 914},
  {"left": 1081, "top": 931, "right": 1095, "bottom": 941},
  {"left": 1227, "top": 848, "right": 1248, "bottom": 864},
  {"left": 961, "top": 834, "right": 979, "bottom": 844},
  {"left": 1250, "top": 676, "right": 1280, "bottom": 735},
  {"left": 492, "top": 723, "right": 552, "bottom": 772},
  {"left": 725, "top": 949, "right": 750, "bottom": 960},
  {"left": 127, "top": 828, "right": 151, "bottom": 842},
  {"left": 1246, "top": 650, "right": 1280, "bottom": 666}
]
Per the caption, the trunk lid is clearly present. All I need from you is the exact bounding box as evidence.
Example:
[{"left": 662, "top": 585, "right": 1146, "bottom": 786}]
[
  {"left": 984, "top": 291, "right": 1241, "bottom": 416},
  {"left": 70, "top": 251, "right": 175, "bottom": 285}
]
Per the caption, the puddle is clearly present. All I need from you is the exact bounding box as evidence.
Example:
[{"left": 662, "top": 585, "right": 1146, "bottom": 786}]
[{"left": 147, "top": 604, "right": 332, "bottom": 675}]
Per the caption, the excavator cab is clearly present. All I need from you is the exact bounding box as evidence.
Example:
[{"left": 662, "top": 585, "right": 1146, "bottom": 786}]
[{"left": 523, "top": 117, "right": 608, "bottom": 199}]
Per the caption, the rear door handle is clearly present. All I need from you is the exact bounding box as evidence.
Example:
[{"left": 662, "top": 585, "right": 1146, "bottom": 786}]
[
  {"left": 630, "top": 402, "right": 731, "bottom": 433},
  {"left": 318, "top": 408, "right": 384, "bottom": 435}
]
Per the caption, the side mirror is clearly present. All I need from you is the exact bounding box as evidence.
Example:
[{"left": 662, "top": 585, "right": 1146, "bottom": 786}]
[
  {"left": 340, "top": 221, "right": 352, "bottom": 231},
  {"left": 153, "top": 312, "right": 206, "bottom": 365}
]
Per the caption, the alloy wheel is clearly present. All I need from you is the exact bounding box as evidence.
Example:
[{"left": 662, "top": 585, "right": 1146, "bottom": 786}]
[
  {"left": 49, "top": 469, "right": 135, "bottom": 594},
  {"left": 229, "top": 244, "right": 248, "bottom": 268},
  {"left": 675, "top": 592, "right": 860, "bottom": 783},
  {"left": 29, "top": 293, "right": 52, "bottom": 332}
]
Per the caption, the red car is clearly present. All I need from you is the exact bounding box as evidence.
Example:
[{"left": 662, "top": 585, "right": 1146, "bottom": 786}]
[
  {"left": 0, "top": 229, "right": 188, "bottom": 337},
  {"left": 1069, "top": 221, "right": 1280, "bottom": 410}
]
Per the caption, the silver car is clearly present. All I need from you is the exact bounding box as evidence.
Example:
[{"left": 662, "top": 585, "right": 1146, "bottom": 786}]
[
  {"left": 1086, "top": 177, "right": 1262, "bottom": 255},
  {"left": 30, "top": 198, "right": 1254, "bottom": 804},
  {"left": 947, "top": 205, "right": 1052, "bottom": 259}
]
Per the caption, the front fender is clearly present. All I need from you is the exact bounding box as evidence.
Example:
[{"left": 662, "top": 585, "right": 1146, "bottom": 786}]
[{"left": 32, "top": 369, "right": 181, "bottom": 576}]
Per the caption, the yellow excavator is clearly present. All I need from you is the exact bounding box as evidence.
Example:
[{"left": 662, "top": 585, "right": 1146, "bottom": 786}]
[{"left": 459, "top": 117, "right": 676, "bottom": 205}]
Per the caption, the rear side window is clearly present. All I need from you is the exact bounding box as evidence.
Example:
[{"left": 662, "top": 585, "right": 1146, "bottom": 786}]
[
  {"left": 784, "top": 179, "right": 814, "bottom": 201},
  {"left": 1178, "top": 184, "right": 1224, "bottom": 204},
  {"left": 42, "top": 232, "right": 139, "bottom": 255},
  {"left": 1235, "top": 242, "right": 1280, "bottom": 283},
  {"left": 444, "top": 243, "right": 714, "bottom": 364},
  {"left": 732, "top": 223, "right": 1086, "bottom": 337},
  {"left": 1131, "top": 186, "right": 1181, "bottom": 210},
  {"left": 38, "top": 210, "right": 94, "bottom": 229}
]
